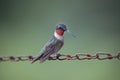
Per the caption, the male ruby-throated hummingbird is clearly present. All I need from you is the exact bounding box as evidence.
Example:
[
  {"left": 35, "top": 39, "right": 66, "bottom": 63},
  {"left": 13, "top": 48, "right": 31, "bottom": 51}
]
[{"left": 31, "top": 24, "right": 75, "bottom": 63}]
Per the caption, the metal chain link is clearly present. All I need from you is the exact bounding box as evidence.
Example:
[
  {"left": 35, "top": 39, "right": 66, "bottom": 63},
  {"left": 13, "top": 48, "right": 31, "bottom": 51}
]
[{"left": 0, "top": 52, "right": 120, "bottom": 62}]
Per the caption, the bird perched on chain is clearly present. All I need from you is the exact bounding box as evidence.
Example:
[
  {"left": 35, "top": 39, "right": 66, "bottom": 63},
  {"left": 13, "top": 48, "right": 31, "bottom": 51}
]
[{"left": 31, "top": 24, "right": 75, "bottom": 63}]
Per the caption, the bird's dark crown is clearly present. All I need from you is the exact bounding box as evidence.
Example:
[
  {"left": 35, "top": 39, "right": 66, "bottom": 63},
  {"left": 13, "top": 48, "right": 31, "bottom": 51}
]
[{"left": 56, "top": 24, "right": 67, "bottom": 31}]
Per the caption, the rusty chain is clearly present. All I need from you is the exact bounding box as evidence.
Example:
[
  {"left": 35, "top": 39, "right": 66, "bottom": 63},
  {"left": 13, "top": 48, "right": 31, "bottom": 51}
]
[{"left": 0, "top": 52, "right": 120, "bottom": 62}]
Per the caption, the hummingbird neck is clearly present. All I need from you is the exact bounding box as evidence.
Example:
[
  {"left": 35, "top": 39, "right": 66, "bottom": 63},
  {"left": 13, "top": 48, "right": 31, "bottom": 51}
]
[
  {"left": 54, "top": 30, "right": 64, "bottom": 40},
  {"left": 55, "top": 29, "right": 64, "bottom": 36}
]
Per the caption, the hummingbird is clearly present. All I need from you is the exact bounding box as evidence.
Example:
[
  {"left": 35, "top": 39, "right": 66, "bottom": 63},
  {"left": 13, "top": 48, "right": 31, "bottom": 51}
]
[{"left": 31, "top": 24, "right": 75, "bottom": 63}]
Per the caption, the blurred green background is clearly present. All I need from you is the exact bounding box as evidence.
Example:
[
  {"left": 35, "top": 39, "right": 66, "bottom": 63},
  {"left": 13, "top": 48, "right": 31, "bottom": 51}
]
[{"left": 0, "top": 0, "right": 120, "bottom": 80}]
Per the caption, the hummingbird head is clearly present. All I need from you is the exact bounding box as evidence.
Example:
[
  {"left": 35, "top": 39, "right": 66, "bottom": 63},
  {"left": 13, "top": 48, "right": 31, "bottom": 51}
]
[
  {"left": 55, "top": 24, "right": 76, "bottom": 37},
  {"left": 55, "top": 24, "right": 67, "bottom": 36},
  {"left": 56, "top": 24, "right": 67, "bottom": 31}
]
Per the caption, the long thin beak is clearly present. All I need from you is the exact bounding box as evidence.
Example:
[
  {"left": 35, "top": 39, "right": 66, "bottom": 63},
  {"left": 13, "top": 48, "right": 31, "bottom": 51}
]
[{"left": 66, "top": 29, "right": 76, "bottom": 38}]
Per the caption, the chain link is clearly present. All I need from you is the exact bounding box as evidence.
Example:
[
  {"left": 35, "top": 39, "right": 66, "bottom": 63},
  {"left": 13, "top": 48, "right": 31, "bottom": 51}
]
[{"left": 0, "top": 52, "right": 120, "bottom": 62}]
